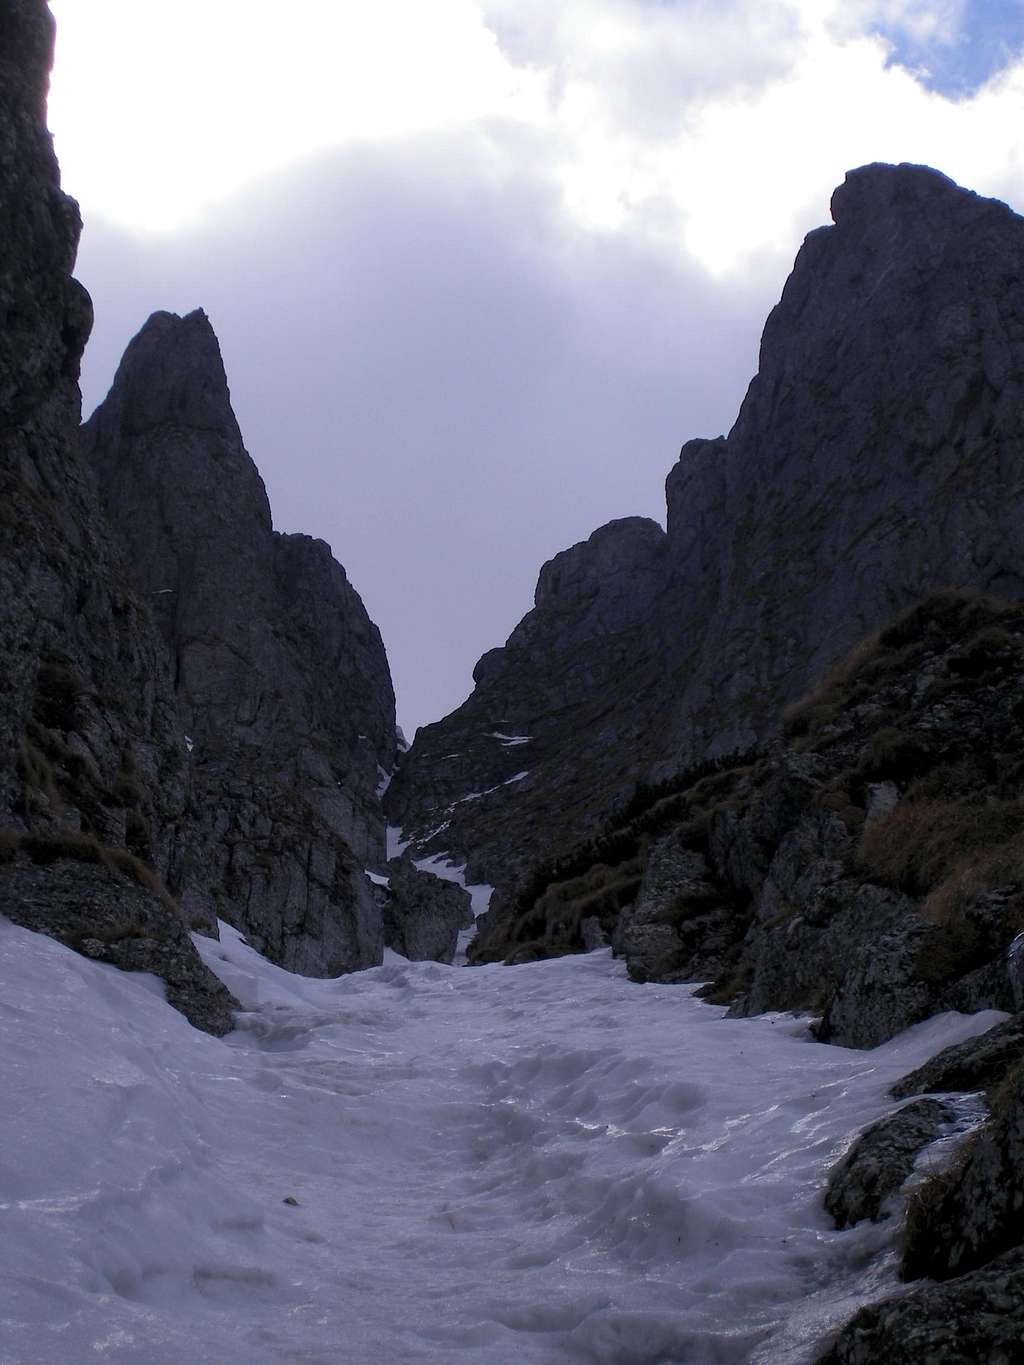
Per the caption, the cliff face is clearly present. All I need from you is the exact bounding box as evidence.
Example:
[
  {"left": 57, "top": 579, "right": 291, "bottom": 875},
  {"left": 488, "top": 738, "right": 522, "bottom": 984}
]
[
  {"left": 391, "top": 164, "right": 1024, "bottom": 898},
  {"left": 82, "top": 310, "right": 396, "bottom": 975},
  {"left": 662, "top": 163, "right": 1024, "bottom": 757},
  {"left": 0, "top": 0, "right": 234, "bottom": 1031},
  {"left": 0, "top": 0, "right": 184, "bottom": 869}
]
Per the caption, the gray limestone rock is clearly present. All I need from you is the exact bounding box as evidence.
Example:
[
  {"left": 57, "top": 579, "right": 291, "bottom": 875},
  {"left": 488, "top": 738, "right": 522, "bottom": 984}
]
[
  {"left": 0, "top": 6, "right": 190, "bottom": 920},
  {"left": 902, "top": 1070, "right": 1024, "bottom": 1281},
  {"left": 82, "top": 311, "right": 395, "bottom": 975},
  {"left": 824, "top": 1099, "right": 957, "bottom": 1229},
  {"left": 580, "top": 916, "right": 609, "bottom": 951},
  {"left": 816, "top": 1246, "right": 1024, "bottom": 1364},
  {"left": 385, "top": 516, "right": 672, "bottom": 889},
  {"left": 620, "top": 835, "right": 739, "bottom": 984},
  {"left": 0, "top": 856, "right": 236, "bottom": 1035},
  {"left": 892, "top": 1017, "right": 1024, "bottom": 1099},
  {"left": 381, "top": 856, "right": 473, "bottom": 963}
]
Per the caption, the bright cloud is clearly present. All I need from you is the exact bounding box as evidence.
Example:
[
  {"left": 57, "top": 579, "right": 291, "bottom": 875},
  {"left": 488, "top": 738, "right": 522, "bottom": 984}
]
[
  {"left": 50, "top": 0, "right": 1024, "bottom": 268},
  {"left": 50, "top": 0, "right": 1024, "bottom": 273},
  {"left": 48, "top": 0, "right": 547, "bottom": 231}
]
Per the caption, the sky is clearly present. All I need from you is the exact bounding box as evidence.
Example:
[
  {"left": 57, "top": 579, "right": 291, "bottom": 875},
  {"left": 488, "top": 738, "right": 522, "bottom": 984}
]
[{"left": 47, "top": 0, "right": 1024, "bottom": 737}]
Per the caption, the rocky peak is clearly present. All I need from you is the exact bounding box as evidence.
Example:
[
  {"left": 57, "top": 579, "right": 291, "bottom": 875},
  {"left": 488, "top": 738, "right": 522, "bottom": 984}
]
[
  {"left": 533, "top": 516, "right": 667, "bottom": 617},
  {"left": 85, "top": 309, "right": 251, "bottom": 452},
  {"left": 84, "top": 310, "right": 396, "bottom": 973}
]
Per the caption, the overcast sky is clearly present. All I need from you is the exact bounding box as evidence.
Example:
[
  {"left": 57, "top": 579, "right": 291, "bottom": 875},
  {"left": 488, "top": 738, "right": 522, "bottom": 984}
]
[{"left": 48, "top": 0, "right": 1024, "bottom": 736}]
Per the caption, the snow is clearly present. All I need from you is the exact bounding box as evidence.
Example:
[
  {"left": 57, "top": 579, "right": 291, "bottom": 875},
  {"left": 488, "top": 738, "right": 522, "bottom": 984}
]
[
  {"left": 504, "top": 769, "right": 529, "bottom": 784},
  {"left": 0, "top": 913, "right": 1009, "bottom": 1365},
  {"left": 364, "top": 869, "right": 390, "bottom": 888},
  {"left": 386, "top": 824, "right": 411, "bottom": 859},
  {"left": 490, "top": 732, "right": 532, "bottom": 746},
  {"left": 375, "top": 764, "right": 392, "bottom": 799}
]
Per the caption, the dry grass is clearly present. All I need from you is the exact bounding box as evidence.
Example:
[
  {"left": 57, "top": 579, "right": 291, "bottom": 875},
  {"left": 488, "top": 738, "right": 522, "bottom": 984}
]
[
  {"left": 17, "top": 737, "right": 64, "bottom": 815},
  {"left": 921, "top": 841, "right": 1024, "bottom": 925},
  {"left": 900, "top": 1151, "right": 970, "bottom": 1281},
  {"left": 784, "top": 590, "right": 1020, "bottom": 742},
  {"left": 3, "top": 827, "right": 180, "bottom": 918},
  {"left": 509, "top": 856, "right": 643, "bottom": 954},
  {"left": 857, "top": 799, "right": 1024, "bottom": 898}
]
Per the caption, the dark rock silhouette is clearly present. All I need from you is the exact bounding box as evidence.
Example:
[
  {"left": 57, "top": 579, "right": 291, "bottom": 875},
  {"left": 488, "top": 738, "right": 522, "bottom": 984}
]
[
  {"left": 83, "top": 310, "right": 396, "bottom": 975},
  {"left": 824, "top": 1099, "right": 957, "bottom": 1230}
]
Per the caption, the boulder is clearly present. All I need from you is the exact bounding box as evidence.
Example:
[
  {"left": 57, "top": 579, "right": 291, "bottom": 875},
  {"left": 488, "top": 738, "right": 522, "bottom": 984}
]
[
  {"left": 824, "top": 1099, "right": 957, "bottom": 1229},
  {"left": 382, "top": 857, "right": 473, "bottom": 963},
  {"left": 893, "top": 1016, "right": 1024, "bottom": 1100},
  {"left": 0, "top": 855, "right": 236, "bottom": 1035},
  {"left": 902, "top": 1070, "right": 1024, "bottom": 1280},
  {"left": 816, "top": 1246, "right": 1024, "bottom": 1364}
]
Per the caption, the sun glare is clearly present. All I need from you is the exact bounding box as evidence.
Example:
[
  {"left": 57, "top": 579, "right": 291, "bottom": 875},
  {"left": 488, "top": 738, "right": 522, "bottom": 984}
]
[{"left": 48, "top": 0, "right": 546, "bottom": 232}]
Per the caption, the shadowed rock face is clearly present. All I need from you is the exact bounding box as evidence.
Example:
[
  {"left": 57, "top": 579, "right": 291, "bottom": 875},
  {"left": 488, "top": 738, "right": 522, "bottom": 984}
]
[
  {"left": 663, "top": 163, "right": 1024, "bottom": 759},
  {"left": 392, "top": 163, "right": 1024, "bottom": 898},
  {"left": 83, "top": 309, "right": 396, "bottom": 974},
  {"left": 0, "top": 0, "right": 184, "bottom": 867},
  {"left": 0, "top": 0, "right": 237, "bottom": 1031}
]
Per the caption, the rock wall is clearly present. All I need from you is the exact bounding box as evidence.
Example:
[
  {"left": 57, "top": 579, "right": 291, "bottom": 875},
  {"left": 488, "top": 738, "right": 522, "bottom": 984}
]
[
  {"left": 391, "top": 165, "right": 1024, "bottom": 901},
  {"left": 0, "top": 0, "right": 233, "bottom": 1031},
  {"left": 83, "top": 310, "right": 396, "bottom": 974}
]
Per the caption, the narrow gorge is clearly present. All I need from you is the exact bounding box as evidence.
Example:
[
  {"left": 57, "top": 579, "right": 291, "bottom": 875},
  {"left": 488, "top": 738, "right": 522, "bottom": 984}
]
[{"left": 3, "top": 2, "right": 1024, "bottom": 1361}]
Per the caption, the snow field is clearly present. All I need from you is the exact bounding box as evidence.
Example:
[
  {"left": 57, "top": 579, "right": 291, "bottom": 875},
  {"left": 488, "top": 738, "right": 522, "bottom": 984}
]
[{"left": 0, "top": 915, "right": 1006, "bottom": 1364}]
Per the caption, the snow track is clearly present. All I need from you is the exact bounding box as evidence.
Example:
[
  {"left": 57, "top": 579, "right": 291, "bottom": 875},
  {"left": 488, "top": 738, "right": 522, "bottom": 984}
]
[{"left": 0, "top": 917, "right": 1006, "bottom": 1365}]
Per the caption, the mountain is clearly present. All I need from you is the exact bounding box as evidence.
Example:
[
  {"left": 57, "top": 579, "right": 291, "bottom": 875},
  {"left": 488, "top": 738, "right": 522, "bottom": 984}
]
[
  {"left": 389, "top": 164, "right": 1024, "bottom": 907},
  {"left": 82, "top": 309, "right": 396, "bottom": 974}
]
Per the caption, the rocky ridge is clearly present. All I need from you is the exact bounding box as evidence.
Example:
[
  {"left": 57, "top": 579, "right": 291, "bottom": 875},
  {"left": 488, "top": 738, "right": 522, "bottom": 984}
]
[{"left": 390, "top": 164, "right": 1024, "bottom": 907}]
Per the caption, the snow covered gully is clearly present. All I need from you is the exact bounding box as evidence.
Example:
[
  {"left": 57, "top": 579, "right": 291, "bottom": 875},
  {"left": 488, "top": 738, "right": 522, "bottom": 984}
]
[{"left": 0, "top": 918, "right": 1002, "bottom": 1364}]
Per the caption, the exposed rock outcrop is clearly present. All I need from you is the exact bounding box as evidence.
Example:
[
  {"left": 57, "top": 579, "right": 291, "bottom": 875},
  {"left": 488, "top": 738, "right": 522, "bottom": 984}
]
[
  {"left": 0, "top": 853, "right": 235, "bottom": 1034},
  {"left": 816, "top": 1246, "right": 1024, "bottom": 1364},
  {"left": 386, "top": 517, "right": 673, "bottom": 888},
  {"left": 83, "top": 310, "right": 396, "bottom": 975},
  {"left": 473, "top": 592, "right": 1024, "bottom": 1048},
  {"left": 824, "top": 1099, "right": 957, "bottom": 1229},
  {"left": 392, "top": 164, "right": 1024, "bottom": 910},
  {"left": 380, "top": 856, "right": 473, "bottom": 963},
  {"left": 893, "top": 1015, "right": 1024, "bottom": 1099},
  {"left": 0, "top": 0, "right": 236, "bottom": 1031},
  {"left": 903, "top": 1069, "right": 1024, "bottom": 1281}
]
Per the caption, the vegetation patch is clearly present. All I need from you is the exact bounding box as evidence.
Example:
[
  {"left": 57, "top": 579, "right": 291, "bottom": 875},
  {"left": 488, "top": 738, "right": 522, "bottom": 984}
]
[
  {"left": 1, "top": 827, "right": 180, "bottom": 917},
  {"left": 784, "top": 590, "right": 1020, "bottom": 742},
  {"left": 857, "top": 799, "right": 1024, "bottom": 898}
]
